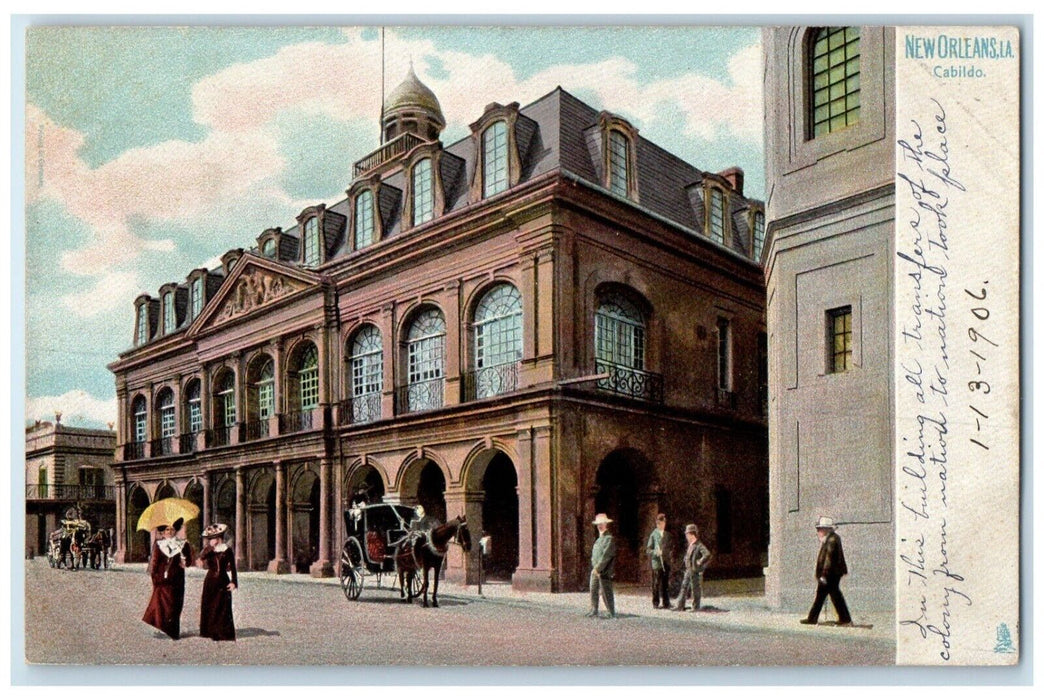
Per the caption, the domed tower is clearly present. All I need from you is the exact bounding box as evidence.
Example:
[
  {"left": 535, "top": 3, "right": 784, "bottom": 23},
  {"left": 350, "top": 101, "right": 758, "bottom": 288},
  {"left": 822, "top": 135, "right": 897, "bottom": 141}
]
[{"left": 381, "top": 64, "right": 445, "bottom": 143}]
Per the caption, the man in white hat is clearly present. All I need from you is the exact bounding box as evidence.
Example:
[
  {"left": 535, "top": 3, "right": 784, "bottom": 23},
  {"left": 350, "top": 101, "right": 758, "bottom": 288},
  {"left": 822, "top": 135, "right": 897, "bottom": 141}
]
[
  {"left": 801, "top": 516, "right": 852, "bottom": 626},
  {"left": 586, "top": 513, "right": 617, "bottom": 619}
]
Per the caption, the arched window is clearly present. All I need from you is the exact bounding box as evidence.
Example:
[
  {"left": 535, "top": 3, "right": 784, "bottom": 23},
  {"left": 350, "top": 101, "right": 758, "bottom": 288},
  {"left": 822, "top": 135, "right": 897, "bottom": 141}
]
[
  {"left": 158, "top": 390, "right": 176, "bottom": 439},
  {"left": 132, "top": 396, "right": 147, "bottom": 444},
  {"left": 355, "top": 190, "right": 375, "bottom": 249},
  {"left": 608, "top": 130, "right": 630, "bottom": 197},
  {"left": 262, "top": 238, "right": 277, "bottom": 257},
  {"left": 350, "top": 326, "right": 383, "bottom": 424},
  {"left": 471, "top": 284, "right": 522, "bottom": 398},
  {"left": 405, "top": 309, "right": 446, "bottom": 412},
  {"left": 706, "top": 188, "right": 726, "bottom": 244},
  {"left": 256, "top": 359, "right": 275, "bottom": 419},
  {"left": 299, "top": 346, "right": 319, "bottom": 410},
  {"left": 482, "top": 121, "right": 508, "bottom": 198},
  {"left": 303, "top": 216, "right": 321, "bottom": 267},
  {"left": 216, "top": 372, "right": 236, "bottom": 428},
  {"left": 752, "top": 210, "right": 766, "bottom": 260},
  {"left": 185, "top": 380, "right": 202, "bottom": 434},
  {"left": 809, "top": 27, "right": 860, "bottom": 138},
  {"left": 595, "top": 293, "right": 654, "bottom": 400},
  {"left": 412, "top": 158, "right": 434, "bottom": 226}
]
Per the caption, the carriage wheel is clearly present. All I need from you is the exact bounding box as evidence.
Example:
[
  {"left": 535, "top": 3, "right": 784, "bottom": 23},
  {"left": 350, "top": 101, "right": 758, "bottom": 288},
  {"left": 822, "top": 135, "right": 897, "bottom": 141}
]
[{"left": 339, "top": 539, "right": 364, "bottom": 601}]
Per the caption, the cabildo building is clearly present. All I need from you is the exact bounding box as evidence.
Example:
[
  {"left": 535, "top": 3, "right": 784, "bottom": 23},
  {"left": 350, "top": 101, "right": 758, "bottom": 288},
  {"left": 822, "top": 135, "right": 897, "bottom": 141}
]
[{"left": 108, "top": 69, "right": 768, "bottom": 591}]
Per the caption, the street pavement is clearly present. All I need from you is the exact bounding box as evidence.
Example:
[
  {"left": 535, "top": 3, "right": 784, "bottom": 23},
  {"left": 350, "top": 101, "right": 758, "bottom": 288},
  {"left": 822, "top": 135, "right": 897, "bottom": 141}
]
[{"left": 23, "top": 557, "right": 894, "bottom": 666}]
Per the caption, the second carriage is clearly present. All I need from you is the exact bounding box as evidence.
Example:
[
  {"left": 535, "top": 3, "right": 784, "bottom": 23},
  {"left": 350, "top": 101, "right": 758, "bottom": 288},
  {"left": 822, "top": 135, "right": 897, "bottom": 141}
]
[{"left": 338, "top": 502, "right": 424, "bottom": 601}]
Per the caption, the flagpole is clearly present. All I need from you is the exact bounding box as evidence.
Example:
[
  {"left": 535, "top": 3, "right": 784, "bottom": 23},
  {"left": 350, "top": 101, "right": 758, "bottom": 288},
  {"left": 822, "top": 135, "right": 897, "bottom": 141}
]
[{"left": 380, "top": 27, "right": 385, "bottom": 145}]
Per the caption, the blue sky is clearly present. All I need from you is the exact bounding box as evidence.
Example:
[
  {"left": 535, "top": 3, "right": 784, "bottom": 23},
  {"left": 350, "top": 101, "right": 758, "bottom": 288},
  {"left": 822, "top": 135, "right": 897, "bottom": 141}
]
[{"left": 24, "top": 25, "right": 763, "bottom": 427}]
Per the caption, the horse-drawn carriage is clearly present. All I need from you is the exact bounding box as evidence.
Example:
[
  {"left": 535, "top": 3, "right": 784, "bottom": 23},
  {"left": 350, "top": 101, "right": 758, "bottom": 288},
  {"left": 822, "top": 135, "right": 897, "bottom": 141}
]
[
  {"left": 47, "top": 519, "right": 91, "bottom": 569},
  {"left": 338, "top": 503, "right": 471, "bottom": 607}
]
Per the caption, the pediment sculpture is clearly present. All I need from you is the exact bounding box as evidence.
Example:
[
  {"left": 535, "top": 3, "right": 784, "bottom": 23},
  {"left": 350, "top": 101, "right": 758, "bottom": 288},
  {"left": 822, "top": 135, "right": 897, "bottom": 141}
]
[{"left": 214, "top": 269, "right": 307, "bottom": 323}]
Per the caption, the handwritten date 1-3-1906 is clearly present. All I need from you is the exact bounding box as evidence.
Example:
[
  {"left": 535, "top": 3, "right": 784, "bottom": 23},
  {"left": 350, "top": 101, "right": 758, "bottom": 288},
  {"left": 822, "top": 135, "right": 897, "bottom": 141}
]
[{"left": 965, "top": 283, "right": 996, "bottom": 451}]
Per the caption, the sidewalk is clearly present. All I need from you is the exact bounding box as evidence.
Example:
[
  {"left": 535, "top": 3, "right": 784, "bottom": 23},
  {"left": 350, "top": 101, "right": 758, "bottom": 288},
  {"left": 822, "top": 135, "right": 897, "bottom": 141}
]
[{"left": 110, "top": 561, "right": 893, "bottom": 643}]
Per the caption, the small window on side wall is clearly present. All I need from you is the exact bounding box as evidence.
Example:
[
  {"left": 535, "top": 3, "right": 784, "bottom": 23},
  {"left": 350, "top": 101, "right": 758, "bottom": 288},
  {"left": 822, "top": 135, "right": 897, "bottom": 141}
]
[{"left": 827, "top": 306, "right": 853, "bottom": 373}]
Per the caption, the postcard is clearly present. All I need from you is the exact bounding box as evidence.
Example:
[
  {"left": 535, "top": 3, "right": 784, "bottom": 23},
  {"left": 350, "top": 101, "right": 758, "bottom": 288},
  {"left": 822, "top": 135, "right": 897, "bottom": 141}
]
[{"left": 18, "top": 22, "right": 1021, "bottom": 671}]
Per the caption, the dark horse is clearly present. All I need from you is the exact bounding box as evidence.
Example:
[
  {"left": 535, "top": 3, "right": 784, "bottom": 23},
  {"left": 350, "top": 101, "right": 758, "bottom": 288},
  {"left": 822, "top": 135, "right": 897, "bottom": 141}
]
[{"left": 395, "top": 515, "right": 471, "bottom": 608}]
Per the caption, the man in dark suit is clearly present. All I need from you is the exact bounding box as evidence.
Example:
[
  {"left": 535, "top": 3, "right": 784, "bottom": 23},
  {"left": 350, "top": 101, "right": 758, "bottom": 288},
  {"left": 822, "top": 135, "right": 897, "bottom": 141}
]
[{"left": 801, "top": 516, "right": 852, "bottom": 626}]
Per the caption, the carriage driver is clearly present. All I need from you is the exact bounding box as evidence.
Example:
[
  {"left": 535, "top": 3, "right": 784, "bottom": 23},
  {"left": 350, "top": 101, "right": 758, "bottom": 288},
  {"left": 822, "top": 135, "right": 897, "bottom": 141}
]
[{"left": 408, "top": 505, "right": 438, "bottom": 534}]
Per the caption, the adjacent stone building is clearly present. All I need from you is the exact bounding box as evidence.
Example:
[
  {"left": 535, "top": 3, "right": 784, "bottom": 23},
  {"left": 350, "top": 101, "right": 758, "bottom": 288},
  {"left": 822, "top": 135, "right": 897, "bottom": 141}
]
[
  {"left": 108, "top": 70, "right": 768, "bottom": 591},
  {"left": 25, "top": 419, "right": 117, "bottom": 557},
  {"left": 762, "top": 26, "right": 896, "bottom": 610}
]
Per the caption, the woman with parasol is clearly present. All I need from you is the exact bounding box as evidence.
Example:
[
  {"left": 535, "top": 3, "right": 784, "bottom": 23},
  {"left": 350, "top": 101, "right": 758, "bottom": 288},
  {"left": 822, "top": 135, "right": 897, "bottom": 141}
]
[
  {"left": 139, "top": 498, "right": 198, "bottom": 640},
  {"left": 198, "top": 523, "right": 238, "bottom": 641}
]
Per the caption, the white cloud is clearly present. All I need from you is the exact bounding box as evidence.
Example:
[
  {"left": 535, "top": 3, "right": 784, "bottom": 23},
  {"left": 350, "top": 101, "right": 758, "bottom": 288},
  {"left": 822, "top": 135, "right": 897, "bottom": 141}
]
[
  {"left": 60, "top": 270, "right": 140, "bottom": 317},
  {"left": 26, "top": 389, "right": 117, "bottom": 428}
]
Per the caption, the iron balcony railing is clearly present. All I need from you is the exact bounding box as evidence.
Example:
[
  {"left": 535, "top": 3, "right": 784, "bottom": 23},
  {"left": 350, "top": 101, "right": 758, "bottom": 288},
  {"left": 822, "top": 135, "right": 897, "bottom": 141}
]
[
  {"left": 340, "top": 393, "right": 382, "bottom": 426},
  {"left": 595, "top": 360, "right": 664, "bottom": 403},
  {"left": 26, "top": 484, "right": 115, "bottom": 501},
  {"left": 179, "top": 432, "right": 199, "bottom": 454},
  {"left": 397, "top": 378, "right": 444, "bottom": 414},
  {"left": 353, "top": 132, "right": 425, "bottom": 176},
  {"left": 282, "top": 409, "right": 314, "bottom": 433},
  {"left": 246, "top": 418, "right": 270, "bottom": 441},
  {"left": 124, "top": 441, "right": 145, "bottom": 461},
  {"left": 464, "top": 362, "right": 520, "bottom": 401},
  {"left": 716, "top": 386, "right": 738, "bottom": 410},
  {"left": 152, "top": 436, "right": 175, "bottom": 456}
]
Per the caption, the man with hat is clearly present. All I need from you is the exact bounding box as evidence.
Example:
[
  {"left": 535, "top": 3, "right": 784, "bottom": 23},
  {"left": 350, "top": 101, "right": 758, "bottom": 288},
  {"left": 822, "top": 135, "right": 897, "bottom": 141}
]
[
  {"left": 801, "top": 516, "right": 852, "bottom": 626},
  {"left": 645, "top": 513, "right": 673, "bottom": 609},
  {"left": 586, "top": 513, "right": 617, "bottom": 619},
  {"left": 674, "top": 524, "right": 712, "bottom": 611}
]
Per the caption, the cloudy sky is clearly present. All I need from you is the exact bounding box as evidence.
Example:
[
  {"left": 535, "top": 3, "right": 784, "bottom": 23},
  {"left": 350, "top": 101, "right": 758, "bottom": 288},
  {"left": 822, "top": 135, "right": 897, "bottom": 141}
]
[{"left": 23, "top": 24, "right": 763, "bottom": 428}]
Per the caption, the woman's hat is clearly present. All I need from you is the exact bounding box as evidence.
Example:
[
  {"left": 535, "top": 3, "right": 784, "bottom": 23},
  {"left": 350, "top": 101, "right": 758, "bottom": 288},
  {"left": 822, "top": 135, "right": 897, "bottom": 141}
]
[
  {"left": 815, "top": 516, "right": 836, "bottom": 530},
  {"left": 592, "top": 513, "right": 613, "bottom": 525},
  {"left": 203, "top": 523, "right": 228, "bottom": 539}
]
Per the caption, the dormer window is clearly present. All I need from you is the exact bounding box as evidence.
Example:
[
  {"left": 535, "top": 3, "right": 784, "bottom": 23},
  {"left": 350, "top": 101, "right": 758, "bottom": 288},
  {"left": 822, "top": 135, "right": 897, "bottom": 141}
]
[
  {"left": 190, "top": 276, "right": 204, "bottom": 320},
  {"left": 355, "top": 190, "right": 375, "bottom": 249},
  {"left": 303, "top": 216, "right": 320, "bottom": 267},
  {"left": 136, "top": 306, "right": 149, "bottom": 345},
  {"left": 262, "top": 238, "right": 277, "bottom": 257},
  {"left": 483, "top": 121, "right": 509, "bottom": 198},
  {"left": 608, "top": 130, "right": 630, "bottom": 197},
  {"left": 412, "top": 158, "right": 434, "bottom": 225},
  {"left": 706, "top": 187, "right": 726, "bottom": 245},
  {"left": 163, "top": 291, "right": 176, "bottom": 334},
  {"left": 752, "top": 210, "right": 766, "bottom": 260}
]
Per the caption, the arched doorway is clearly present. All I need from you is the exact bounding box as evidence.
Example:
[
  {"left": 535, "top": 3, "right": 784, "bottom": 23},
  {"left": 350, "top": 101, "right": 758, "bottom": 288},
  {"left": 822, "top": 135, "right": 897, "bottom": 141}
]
[
  {"left": 183, "top": 480, "right": 205, "bottom": 546},
  {"left": 290, "top": 469, "right": 320, "bottom": 573},
  {"left": 400, "top": 458, "right": 446, "bottom": 524},
  {"left": 249, "top": 472, "right": 276, "bottom": 571},
  {"left": 213, "top": 477, "right": 236, "bottom": 549},
  {"left": 593, "top": 449, "right": 657, "bottom": 584},
  {"left": 345, "top": 464, "right": 386, "bottom": 506},
  {"left": 480, "top": 452, "right": 519, "bottom": 580},
  {"left": 126, "top": 485, "right": 151, "bottom": 562}
]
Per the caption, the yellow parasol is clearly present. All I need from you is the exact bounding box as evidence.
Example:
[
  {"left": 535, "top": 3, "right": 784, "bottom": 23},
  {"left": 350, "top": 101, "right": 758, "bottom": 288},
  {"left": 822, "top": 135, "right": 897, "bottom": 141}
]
[{"left": 136, "top": 498, "right": 200, "bottom": 532}]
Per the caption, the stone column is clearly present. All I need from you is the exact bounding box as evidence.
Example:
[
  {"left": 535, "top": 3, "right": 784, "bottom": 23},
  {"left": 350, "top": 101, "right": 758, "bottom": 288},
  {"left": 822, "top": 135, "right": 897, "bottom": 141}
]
[
  {"left": 234, "top": 467, "right": 247, "bottom": 571},
  {"left": 268, "top": 461, "right": 290, "bottom": 573},
  {"left": 443, "top": 488, "right": 484, "bottom": 584},
  {"left": 199, "top": 364, "right": 211, "bottom": 450},
  {"left": 115, "top": 480, "right": 127, "bottom": 563},
  {"left": 380, "top": 304, "right": 396, "bottom": 419},
  {"left": 442, "top": 282, "right": 462, "bottom": 406},
  {"left": 271, "top": 338, "right": 284, "bottom": 435},
  {"left": 511, "top": 425, "right": 556, "bottom": 592},
  {"left": 310, "top": 456, "right": 335, "bottom": 577},
  {"left": 201, "top": 473, "right": 211, "bottom": 528}
]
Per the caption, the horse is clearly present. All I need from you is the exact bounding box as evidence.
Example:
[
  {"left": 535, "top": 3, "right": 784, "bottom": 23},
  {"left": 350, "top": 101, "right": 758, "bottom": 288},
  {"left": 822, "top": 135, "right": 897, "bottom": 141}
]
[{"left": 395, "top": 515, "right": 471, "bottom": 608}]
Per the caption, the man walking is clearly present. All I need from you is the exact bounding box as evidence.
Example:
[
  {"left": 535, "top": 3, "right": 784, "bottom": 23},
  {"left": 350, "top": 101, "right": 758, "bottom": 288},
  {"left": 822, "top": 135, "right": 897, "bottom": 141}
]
[
  {"left": 586, "top": 513, "right": 617, "bottom": 619},
  {"left": 801, "top": 516, "right": 852, "bottom": 626},
  {"left": 645, "top": 513, "right": 672, "bottom": 609},
  {"left": 674, "top": 524, "right": 712, "bottom": 611}
]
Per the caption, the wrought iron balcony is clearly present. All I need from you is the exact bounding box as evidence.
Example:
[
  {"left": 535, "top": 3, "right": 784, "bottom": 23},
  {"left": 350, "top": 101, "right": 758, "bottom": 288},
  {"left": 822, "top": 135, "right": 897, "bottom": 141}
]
[
  {"left": 353, "top": 132, "right": 425, "bottom": 176},
  {"left": 246, "top": 418, "right": 270, "bottom": 441},
  {"left": 716, "top": 386, "right": 737, "bottom": 410},
  {"left": 123, "top": 441, "right": 145, "bottom": 461},
  {"left": 26, "top": 484, "right": 115, "bottom": 501},
  {"left": 397, "top": 379, "right": 444, "bottom": 414},
  {"left": 282, "top": 409, "right": 314, "bottom": 433},
  {"left": 464, "top": 362, "right": 520, "bottom": 401},
  {"left": 179, "top": 432, "right": 199, "bottom": 454},
  {"left": 594, "top": 360, "right": 664, "bottom": 403},
  {"left": 152, "top": 436, "right": 175, "bottom": 456},
  {"left": 340, "top": 393, "right": 382, "bottom": 426}
]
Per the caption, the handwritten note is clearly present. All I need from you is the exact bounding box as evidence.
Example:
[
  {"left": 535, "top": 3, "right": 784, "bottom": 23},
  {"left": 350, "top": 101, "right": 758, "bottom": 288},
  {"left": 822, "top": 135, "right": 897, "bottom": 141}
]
[{"left": 895, "top": 26, "right": 1019, "bottom": 666}]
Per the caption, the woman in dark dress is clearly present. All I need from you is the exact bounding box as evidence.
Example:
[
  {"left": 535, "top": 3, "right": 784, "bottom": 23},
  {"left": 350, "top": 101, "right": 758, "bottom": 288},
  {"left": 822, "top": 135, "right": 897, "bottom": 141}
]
[
  {"left": 199, "top": 523, "right": 238, "bottom": 641},
  {"left": 142, "top": 518, "right": 192, "bottom": 640}
]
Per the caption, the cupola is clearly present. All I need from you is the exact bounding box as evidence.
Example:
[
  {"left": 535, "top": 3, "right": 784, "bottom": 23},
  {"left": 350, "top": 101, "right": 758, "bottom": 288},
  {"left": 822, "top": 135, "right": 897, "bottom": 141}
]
[{"left": 382, "top": 64, "right": 445, "bottom": 143}]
